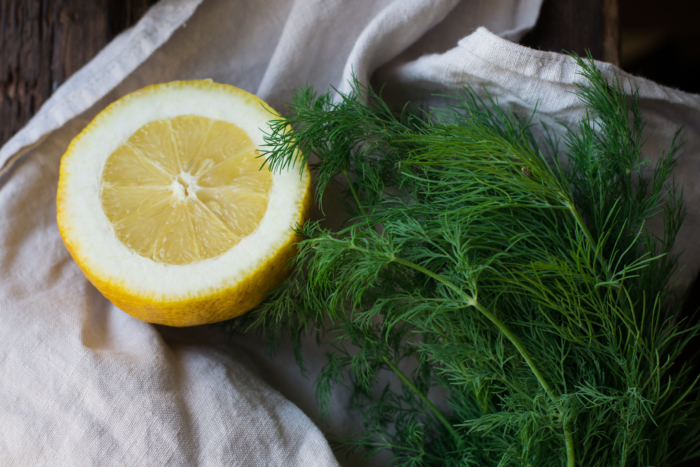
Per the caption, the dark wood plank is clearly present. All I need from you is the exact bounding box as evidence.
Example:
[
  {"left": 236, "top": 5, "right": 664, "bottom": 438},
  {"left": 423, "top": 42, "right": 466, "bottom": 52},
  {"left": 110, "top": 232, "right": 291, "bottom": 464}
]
[
  {"left": 108, "top": 0, "right": 157, "bottom": 41},
  {"left": 520, "top": 0, "right": 620, "bottom": 64},
  {"left": 602, "top": 0, "right": 620, "bottom": 65},
  {"left": 0, "top": 0, "right": 155, "bottom": 148}
]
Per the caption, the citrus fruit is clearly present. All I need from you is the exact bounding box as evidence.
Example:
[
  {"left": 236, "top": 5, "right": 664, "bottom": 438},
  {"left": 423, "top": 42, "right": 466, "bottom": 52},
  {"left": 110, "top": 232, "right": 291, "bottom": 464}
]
[{"left": 57, "top": 80, "right": 311, "bottom": 327}]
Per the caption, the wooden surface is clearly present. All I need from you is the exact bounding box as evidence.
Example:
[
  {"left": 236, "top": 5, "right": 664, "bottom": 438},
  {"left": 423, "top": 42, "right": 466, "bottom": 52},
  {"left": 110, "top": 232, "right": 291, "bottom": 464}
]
[
  {"left": 521, "top": 0, "right": 619, "bottom": 64},
  {"left": 0, "top": 0, "right": 155, "bottom": 148}
]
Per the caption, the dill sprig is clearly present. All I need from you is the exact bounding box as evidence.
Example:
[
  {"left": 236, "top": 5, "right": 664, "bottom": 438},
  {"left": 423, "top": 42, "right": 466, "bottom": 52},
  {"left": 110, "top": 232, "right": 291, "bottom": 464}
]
[{"left": 228, "top": 55, "right": 700, "bottom": 466}]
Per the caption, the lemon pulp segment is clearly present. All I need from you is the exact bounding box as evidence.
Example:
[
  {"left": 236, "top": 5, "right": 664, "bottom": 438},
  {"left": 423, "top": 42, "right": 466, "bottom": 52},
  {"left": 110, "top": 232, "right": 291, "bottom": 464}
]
[{"left": 100, "top": 115, "right": 272, "bottom": 265}]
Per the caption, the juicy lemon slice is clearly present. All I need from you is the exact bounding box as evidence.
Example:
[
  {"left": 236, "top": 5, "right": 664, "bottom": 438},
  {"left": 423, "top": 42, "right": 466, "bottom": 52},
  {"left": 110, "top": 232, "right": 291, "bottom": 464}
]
[
  {"left": 100, "top": 116, "right": 271, "bottom": 264},
  {"left": 57, "top": 81, "right": 311, "bottom": 326}
]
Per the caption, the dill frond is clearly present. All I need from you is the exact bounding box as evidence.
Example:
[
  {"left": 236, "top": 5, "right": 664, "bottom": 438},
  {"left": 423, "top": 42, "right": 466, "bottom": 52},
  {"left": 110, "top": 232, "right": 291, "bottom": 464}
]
[{"left": 227, "top": 55, "right": 700, "bottom": 466}]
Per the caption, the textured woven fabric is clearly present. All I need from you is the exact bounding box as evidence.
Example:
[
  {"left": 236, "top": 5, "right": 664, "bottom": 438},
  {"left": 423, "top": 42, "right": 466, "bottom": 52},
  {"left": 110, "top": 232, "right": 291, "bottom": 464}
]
[{"left": 7, "top": 0, "right": 700, "bottom": 466}]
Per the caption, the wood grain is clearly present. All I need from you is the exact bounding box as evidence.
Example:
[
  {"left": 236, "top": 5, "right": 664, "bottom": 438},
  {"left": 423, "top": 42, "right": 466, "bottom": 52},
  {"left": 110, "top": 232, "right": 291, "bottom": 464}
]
[
  {"left": 520, "top": 0, "right": 620, "bottom": 64},
  {"left": 0, "top": 0, "right": 155, "bottom": 148},
  {"left": 602, "top": 0, "right": 620, "bottom": 64}
]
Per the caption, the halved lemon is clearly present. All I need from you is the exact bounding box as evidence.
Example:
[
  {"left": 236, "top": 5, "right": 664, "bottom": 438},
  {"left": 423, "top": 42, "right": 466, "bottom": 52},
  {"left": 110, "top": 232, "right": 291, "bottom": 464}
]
[{"left": 57, "top": 80, "right": 311, "bottom": 327}]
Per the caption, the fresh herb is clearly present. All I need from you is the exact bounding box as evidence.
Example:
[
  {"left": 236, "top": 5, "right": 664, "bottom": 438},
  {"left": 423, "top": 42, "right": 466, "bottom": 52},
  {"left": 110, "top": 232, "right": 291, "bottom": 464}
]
[{"left": 229, "top": 56, "right": 700, "bottom": 466}]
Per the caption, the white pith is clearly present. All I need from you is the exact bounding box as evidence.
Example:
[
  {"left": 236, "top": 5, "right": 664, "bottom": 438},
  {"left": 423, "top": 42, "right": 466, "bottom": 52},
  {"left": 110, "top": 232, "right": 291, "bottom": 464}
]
[{"left": 59, "top": 81, "right": 308, "bottom": 301}]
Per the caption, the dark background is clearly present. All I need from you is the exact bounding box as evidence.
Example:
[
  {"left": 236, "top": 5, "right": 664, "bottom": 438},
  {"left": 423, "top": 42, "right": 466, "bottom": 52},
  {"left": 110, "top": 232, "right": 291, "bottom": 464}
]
[{"left": 2, "top": 0, "right": 700, "bottom": 464}]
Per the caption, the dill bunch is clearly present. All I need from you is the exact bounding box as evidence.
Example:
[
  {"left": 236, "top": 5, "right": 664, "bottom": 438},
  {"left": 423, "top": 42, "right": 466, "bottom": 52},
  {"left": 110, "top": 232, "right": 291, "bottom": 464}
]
[{"left": 230, "top": 56, "right": 700, "bottom": 466}]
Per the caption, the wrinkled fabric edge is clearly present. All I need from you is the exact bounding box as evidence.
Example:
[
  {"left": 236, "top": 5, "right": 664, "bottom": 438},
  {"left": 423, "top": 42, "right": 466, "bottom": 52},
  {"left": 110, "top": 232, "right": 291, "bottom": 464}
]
[
  {"left": 457, "top": 28, "right": 700, "bottom": 106},
  {"left": 496, "top": 0, "right": 542, "bottom": 42},
  {"left": 0, "top": 0, "right": 204, "bottom": 181},
  {"left": 336, "top": 0, "right": 460, "bottom": 96}
]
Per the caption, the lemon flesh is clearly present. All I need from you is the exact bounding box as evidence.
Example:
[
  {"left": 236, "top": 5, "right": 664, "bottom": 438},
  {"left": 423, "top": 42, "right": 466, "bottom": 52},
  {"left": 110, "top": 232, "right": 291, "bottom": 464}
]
[
  {"left": 57, "top": 80, "right": 311, "bottom": 327},
  {"left": 101, "top": 116, "right": 272, "bottom": 265}
]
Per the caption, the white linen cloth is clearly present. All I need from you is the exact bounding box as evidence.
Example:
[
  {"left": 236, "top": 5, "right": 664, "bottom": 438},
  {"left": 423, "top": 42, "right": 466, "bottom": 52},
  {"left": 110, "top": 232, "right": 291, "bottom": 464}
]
[{"left": 2, "top": 0, "right": 700, "bottom": 466}]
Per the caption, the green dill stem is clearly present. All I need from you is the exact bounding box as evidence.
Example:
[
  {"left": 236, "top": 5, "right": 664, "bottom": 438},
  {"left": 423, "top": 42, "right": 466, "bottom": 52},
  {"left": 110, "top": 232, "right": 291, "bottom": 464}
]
[
  {"left": 567, "top": 202, "right": 612, "bottom": 281},
  {"left": 361, "top": 442, "right": 446, "bottom": 462},
  {"left": 391, "top": 257, "right": 557, "bottom": 400},
  {"left": 347, "top": 240, "right": 576, "bottom": 465},
  {"left": 389, "top": 255, "right": 576, "bottom": 467},
  {"left": 381, "top": 355, "right": 461, "bottom": 443},
  {"left": 657, "top": 372, "right": 700, "bottom": 419},
  {"left": 342, "top": 170, "right": 368, "bottom": 217}
]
